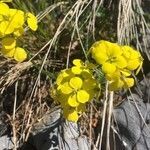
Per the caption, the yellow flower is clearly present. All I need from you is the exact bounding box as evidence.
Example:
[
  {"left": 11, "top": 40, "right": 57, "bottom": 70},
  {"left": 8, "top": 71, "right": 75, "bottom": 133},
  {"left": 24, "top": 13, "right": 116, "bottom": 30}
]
[
  {"left": 50, "top": 59, "right": 100, "bottom": 122},
  {"left": 13, "top": 47, "right": 27, "bottom": 62},
  {"left": 122, "top": 46, "right": 143, "bottom": 74},
  {"left": 71, "top": 59, "right": 84, "bottom": 74},
  {"left": 1, "top": 47, "right": 15, "bottom": 57},
  {"left": 0, "top": 8, "right": 25, "bottom": 37},
  {"left": 63, "top": 104, "right": 86, "bottom": 122},
  {"left": 68, "top": 94, "right": 79, "bottom": 107},
  {"left": 63, "top": 107, "right": 79, "bottom": 122},
  {"left": 71, "top": 59, "right": 95, "bottom": 75},
  {"left": 1, "top": 46, "right": 27, "bottom": 62},
  {"left": 73, "top": 59, "right": 84, "bottom": 67},
  {"left": 26, "top": 12, "right": 38, "bottom": 31},
  {"left": 105, "top": 67, "right": 134, "bottom": 91},
  {"left": 0, "top": 5, "right": 38, "bottom": 37},
  {"left": 106, "top": 67, "right": 132, "bottom": 82},
  {"left": 2, "top": 37, "right": 16, "bottom": 49},
  {"left": 58, "top": 76, "right": 90, "bottom": 106},
  {"left": 91, "top": 40, "right": 127, "bottom": 74},
  {"left": 1, "top": 37, "right": 27, "bottom": 62}
]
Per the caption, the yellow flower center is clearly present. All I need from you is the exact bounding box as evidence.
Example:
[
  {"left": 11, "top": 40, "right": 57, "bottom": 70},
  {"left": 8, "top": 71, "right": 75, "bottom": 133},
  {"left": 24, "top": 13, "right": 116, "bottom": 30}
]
[{"left": 107, "top": 56, "right": 116, "bottom": 63}]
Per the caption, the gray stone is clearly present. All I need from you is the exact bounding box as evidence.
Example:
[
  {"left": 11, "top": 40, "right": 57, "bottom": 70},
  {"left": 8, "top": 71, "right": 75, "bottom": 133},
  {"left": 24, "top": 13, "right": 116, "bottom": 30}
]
[
  {"left": 31, "top": 108, "right": 90, "bottom": 150},
  {"left": 114, "top": 94, "right": 150, "bottom": 150},
  {"left": 0, "top": 135, "right": 14, "bottom": 150}
]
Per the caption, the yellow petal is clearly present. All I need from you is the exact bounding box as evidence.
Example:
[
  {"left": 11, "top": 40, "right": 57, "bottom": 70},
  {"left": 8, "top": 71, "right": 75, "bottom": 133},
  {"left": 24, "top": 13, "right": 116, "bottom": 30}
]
[
  {"left": 130, "top": 49, "right": 140, "bottom": 59},
  {"left": 102, "top": 62, "right": 116, "bottom": 74},
  {"left": 67, "top": 111, "right": 78, "bottom": 122},
  {"left": 73, "top": 59, "right": 83, "bottom": 67},
  {"left": 123, "top": 78, "right": 134, "bottom": 88},
  {"left": 63, "top": 108, "right": 79, "bottom": 122},
  {"left": 106, "top": 42, "right": 122, "bottom": 57},
  {"left": 9, "top": 9, "right": 25, "bottom": 29},
  {"left": 122, "top": 46, "right": 143, "bottom": 71},
  {"left": 71, "top": 66, "right": 82, "bottom": 74},
  {"left": 14, "top": 47, "right": 27, "bottom": 62},
  {"left": 115, "top": 56, "right": 127, "bottom": 68},
  {"left": 77, "top": 90, "right": 89, "bottom": 103},
  {"left": 69, "top": 77, "right": 83, "bottom": 90},
  {"left": 1, "top": 48, "right": 15, "bottom": 57},
  {"left": 122, "top": 46, "right": 132, "bottom": 59},
  {"left": 27, "top": 12, "right": 38, "bottom": 31},
  {"left": 91, "top": 41, "right": 108, "bottom": 64},
  {"left": 2, "top": 37, "right": 16, "bottom": 50},
  {"left": 0, "top": 21, "right": 14, "bottom": 35},
  {"left": 0, "top": 2, "right": 9, "bottom": 15},
  {"left": 0, "top": 9, "right": 24, "bottom": 36},
  {"left": 60, "top": 82, "right": 73, "bottom": 94},
  {"left": 68, "top": 94, "right": 79, "bottom": 107},
  {"left": 120, "top": 69, "right": 131, "bottom": 76},
  {"left": 127, "top": 51, "right": 143, "bottom": 71},
  {"left": 127, "top": 60, "right": 140, "bottom": 70}
]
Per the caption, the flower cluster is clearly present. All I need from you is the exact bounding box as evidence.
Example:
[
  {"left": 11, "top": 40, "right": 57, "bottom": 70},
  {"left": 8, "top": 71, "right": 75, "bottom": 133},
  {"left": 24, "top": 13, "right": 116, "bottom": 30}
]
[
  {"left": 0, "top": 0, "right": 38, "bottom": 62},
  {"left": 51, "top": 59, "right": 100, "bottom": 122},
  {"left": 91, "top": 40, "right": 143, "bottom": 91},
  {"left": 50, "top": 41, "right": 143, "bottom": 122}
]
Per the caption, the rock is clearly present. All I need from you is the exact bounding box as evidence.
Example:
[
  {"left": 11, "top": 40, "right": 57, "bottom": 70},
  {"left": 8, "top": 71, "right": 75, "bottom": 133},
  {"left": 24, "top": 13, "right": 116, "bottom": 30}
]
[
  {"left": 0, "top": 111, "right": 14, "bottom": 150},
  {"left": 0, "top": 135, "right": 14, "bottom": 150},
  {"left": 114, "top": 93, "right": 150, "bottom": 150},
  {"left": 29, "top": 107, "right": 90, "bottom": 150}
]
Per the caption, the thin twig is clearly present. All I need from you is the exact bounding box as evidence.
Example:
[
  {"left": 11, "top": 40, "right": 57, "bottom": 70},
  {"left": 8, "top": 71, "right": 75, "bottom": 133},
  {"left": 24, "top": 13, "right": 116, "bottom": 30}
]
[
  {"left": 106, "top": 91, "right": 114, "bottom": 150},
  {"left": 99, "top": 82, "right": 109, "bottom": 150},
  {"left": 12, "top": 81, "right": 18, "bottom": 150}
]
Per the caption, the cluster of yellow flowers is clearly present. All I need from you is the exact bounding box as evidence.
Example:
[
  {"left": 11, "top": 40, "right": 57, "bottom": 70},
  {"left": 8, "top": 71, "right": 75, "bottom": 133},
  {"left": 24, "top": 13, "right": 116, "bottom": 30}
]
[
  {"left": 91, "top": 40, "right": 143, "bottom": 91},
  {"left": 51, "top": 59, "right": 100, "bottom": 122},
  {"left": 0, "top": 0, "right": 38, "bottom": 62},
  {"left": 51, "top": 41, "right": 143, "bottom": 122}
]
